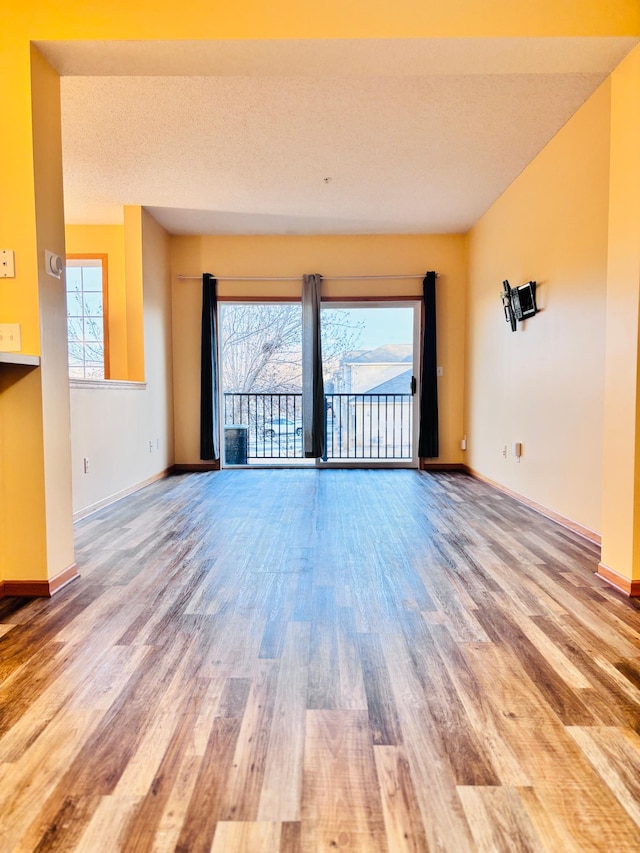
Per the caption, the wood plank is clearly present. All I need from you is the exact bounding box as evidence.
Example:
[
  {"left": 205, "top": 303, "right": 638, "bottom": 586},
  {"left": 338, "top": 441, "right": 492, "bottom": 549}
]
[
  {"left": 459, "top": 641, "right": 605, "bottom": 786},
  {"left": 472, "top": 604, "right": 597, "bottom": 726},
  {"left": 211, "top": 821, "right": 282, "bottom": 852},
  {"left": 357, "top": 633, "right": 403, "bottom": 746},
  {"left": 258, "top": 622, "right": 310, "bottom": 822},
  {"left": 222, "top": 661, "right": 279, "bottom": 821},
  {"left": 531, "top": 614, "right": 640, "bottom": 730},
  {"left": 302, "top": 710, "right": 388, "bottom": 851},
  {"left": 373, "top": 745, "right": 429, "bottom": 852},
  {"left": 141, "top": 753, "right": 202, "bottom": 853},
  {"left": 568, "top": 726, "right": 640, "bottom": 828},
  {"left": 399, "top": 615, "right": 501, "bottom": 786},
  {"left": 0, "top": 643, "right": 147, "bottom": 763},
  {"left": 381, "top": 631, "right": 477, "bottom": 851},
  {"left": 0, "top": 710, "right": 102, "bottom": 851},
  {"left": 73, "top": 794, "right": 140, "bottom": 853},
  {"left": 174, "top": 716, "right": 244, "bottom": 853},
  {"left": 280, "top": 821, "right": 303, "bottom": 853},
  {"left": 521, "top": 780, "right": 640, "bottom": 851},
  {"left": 336, "top": 606, "right": 368, "bottom": 711},
  {"left": 118, "top": 710, "right": 201, "bottom": 852},
  {"left": 307, "top": 590, "right": 340, "bottom": 710},
  {"left": 426, "top": 625, "right": 532, "bottom": 786},
  {"left": 457, "top": 786, "right": 545, "bottom": 853},
  {"left": 505, "top": 606, "right": 593, "bottom": 690},
  {"left": 15, "top": 637, "right": 193, "bottom": 852}
]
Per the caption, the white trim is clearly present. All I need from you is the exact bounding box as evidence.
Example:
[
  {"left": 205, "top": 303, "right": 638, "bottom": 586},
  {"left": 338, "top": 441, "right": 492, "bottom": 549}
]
[
  {"left": 67, "top": 257, "right": 102, "bottom": 268},
  {"left": 70, "top": 379, "right": 147, "bottom": 391},
  {"left": 0, "top": 353, "right": 40, "bottom": 366}
]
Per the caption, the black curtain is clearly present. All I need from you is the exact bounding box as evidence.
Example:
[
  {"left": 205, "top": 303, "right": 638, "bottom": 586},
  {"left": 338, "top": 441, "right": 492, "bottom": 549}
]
[
  {"left": 200, "top": 273, "right": 220, "bottom": 461},
  {"left": 418, "top": 271, "right": 439, "bottom": 459},
  {"left": 302, "top": 273, "right": 325, "bottom": 459}
]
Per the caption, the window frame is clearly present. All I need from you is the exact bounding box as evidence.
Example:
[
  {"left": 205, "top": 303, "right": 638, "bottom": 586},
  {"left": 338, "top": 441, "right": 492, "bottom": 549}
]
[{"left": 65, "top": 254, "right": 110, "bottom": 381}]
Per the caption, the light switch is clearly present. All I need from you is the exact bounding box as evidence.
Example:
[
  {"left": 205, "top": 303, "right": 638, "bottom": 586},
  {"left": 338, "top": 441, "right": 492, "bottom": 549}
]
[{"left": 0, "top": 250, "right": 15, "bottom": 278}]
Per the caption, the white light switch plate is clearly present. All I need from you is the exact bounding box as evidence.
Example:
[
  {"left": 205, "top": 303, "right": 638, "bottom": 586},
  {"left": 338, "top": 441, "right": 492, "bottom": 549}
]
[{"left": 0, "top": 323, "right": 21, "bottom": 351}]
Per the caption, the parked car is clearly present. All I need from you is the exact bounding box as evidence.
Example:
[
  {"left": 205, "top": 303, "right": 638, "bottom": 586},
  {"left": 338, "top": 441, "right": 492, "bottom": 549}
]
[{"left": 263, "top": 416, "right": 303, "bottom": 438}]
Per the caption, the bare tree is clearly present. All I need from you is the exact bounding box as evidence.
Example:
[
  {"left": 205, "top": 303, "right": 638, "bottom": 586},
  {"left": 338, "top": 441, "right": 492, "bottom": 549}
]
[
  {"left": 67, "top": 286, "right": 105, "bottom": 379},
  {"left": 220, "top": 304, "right": 363, "bottom": 393}
]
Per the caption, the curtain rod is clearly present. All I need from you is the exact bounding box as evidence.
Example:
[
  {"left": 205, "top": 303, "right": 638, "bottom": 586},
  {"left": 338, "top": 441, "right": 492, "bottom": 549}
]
[{"left": 177, "top": 273, "right": 438, "bottom": 281}]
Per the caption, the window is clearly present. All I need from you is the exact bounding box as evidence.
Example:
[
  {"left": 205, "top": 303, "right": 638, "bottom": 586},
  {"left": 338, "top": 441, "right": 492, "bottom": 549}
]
[{"left": 65, "top": 256, "right": 108, "bottom": 379}]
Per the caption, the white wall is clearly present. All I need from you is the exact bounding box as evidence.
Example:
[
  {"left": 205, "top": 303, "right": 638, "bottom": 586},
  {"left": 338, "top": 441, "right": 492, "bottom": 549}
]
[{"left": 69, "top": 210, "right": 174, "bottom": 516}]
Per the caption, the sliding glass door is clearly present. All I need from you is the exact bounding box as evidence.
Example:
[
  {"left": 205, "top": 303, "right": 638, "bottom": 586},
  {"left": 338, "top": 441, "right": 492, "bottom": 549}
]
[{"left": 218, "top": 300, "right": 420, "bottom": 468}]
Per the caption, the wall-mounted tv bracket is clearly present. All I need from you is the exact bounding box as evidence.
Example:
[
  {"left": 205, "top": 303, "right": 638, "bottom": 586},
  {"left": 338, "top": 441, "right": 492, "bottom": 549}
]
[
  {"left": 502, "top": 280, "right": 516, "bottom": 331},
  {"left": 502, "top": 280, "right": 538, "bottom": 332}
]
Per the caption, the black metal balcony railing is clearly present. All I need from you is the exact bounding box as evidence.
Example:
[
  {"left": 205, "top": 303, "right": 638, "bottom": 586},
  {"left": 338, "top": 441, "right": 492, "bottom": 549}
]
[
  {"left": 224, "top": 393, "right": 303, "bottom": 460},
  {"left": 223, "top": 392, "right": 413, "bottom": 462},
  {"left": 326, "top": 392, "right": 413, "bottom": 460}
]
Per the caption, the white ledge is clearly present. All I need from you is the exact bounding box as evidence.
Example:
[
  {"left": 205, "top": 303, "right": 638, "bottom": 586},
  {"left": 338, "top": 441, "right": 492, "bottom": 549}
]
[
  {"left": 0, "top": 352, "right": 40, "bottom": 366},
  {"left": 70, "top": 379, "right": 147, "bottom": 391}
]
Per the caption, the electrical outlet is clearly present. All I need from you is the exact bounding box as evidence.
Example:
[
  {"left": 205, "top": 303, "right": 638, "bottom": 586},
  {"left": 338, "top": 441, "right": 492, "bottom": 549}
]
[
  {"left": 0, "top": 323, "right": 21, "bottom": 351},
  {"left": 83, "top": 457, "right": 90, "bottom": 474},
  {"left": 502, "top": 445, "right": 507, "bottom": 458},
  {"left": 149, "top": 441, "right": 153, "bottom": 453}
]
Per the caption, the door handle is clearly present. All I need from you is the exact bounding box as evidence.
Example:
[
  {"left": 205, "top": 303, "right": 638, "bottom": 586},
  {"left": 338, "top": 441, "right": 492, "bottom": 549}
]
[{"left": 411, "top": 375, "right": 417, "bottom": 395}]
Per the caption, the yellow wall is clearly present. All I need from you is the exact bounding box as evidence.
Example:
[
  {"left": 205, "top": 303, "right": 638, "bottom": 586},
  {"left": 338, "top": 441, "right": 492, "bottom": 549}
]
[
  {"left": 171, "top": 233, "right": 467, "bottom": 465},
  {"left": 32, "top": 46, "right": 75, "bottom": 578},
  {"left": 8, "top": 0, "right": 639, "bottom": 40},
  {"left": 0, "top": 46, "right": 74, "bottom": 584},
  {"left": 0, "top": 38, "right": 40, "bottom": 355},
  {"left": 65, "top": 224, "right": 128, "bottom": 379},
  {"left": 124, "top": 206, "right": 146, "bottom": 382},
  {"left": 600, "top": 45, "right": 640, "bottom": 582},
  {"left": 466, "top": 81, "right": 611, "bottom": 536},
  {"left": 69, "top": 209, "right": 174, "bottom": 516},
  {"left": 0, "top": 369, "right": 47, "bottom": 581}
]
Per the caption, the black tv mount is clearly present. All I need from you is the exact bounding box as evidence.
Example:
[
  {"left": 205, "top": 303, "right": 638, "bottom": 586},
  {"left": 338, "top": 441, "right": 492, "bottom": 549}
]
[{"left": 502, "top": 280, "right": 538, "bottom": 332}]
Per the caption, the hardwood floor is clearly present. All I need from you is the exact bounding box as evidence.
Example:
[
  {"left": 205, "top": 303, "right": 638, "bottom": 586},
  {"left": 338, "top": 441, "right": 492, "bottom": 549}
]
[{"left": 1, "top": 469, "right": 640, "bottom": 851}]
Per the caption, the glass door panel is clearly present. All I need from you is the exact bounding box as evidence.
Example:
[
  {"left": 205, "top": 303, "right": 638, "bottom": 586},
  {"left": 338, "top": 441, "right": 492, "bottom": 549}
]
[
  {"left": 320, "top": 302, "right": 420, "bottom": 467},
  {"left": 219, "top": 302, "right": 310, "bottom": 466}
]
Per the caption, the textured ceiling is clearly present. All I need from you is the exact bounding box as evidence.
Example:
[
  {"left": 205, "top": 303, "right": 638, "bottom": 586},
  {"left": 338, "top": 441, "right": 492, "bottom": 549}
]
[{"left": 42, "top": 38, "right": 638, "bottom": 235}]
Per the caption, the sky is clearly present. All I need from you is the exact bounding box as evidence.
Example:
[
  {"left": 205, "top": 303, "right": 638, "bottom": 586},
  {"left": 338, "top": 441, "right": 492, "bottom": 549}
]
[{"left": 321, "top": 306, "right": 415, "bottom": 351}]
